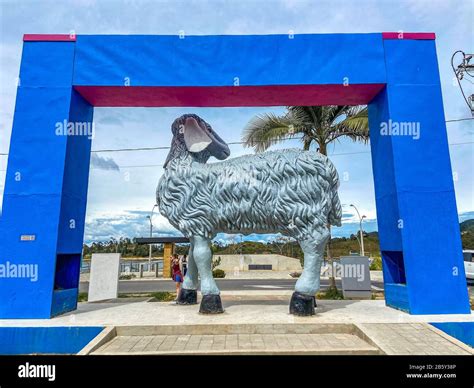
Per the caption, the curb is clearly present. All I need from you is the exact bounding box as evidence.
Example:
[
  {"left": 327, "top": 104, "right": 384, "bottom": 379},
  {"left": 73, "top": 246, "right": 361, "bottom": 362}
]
[{"left": 77, "top": 326, "right": 117, "bottom": 355}]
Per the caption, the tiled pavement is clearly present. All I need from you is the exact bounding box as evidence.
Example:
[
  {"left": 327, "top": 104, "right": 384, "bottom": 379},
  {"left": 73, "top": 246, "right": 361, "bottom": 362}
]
[
  {"left": 92, "top": 333, "right": 380, "bottom": 355},
  {"left": 90, "top": 323, "right": 474, "bottom": 355},
  {"left": 356, "top": 323, "right": 472, "bottom": 355},
  {"left": 4, "top": 297, "right": 472, "bottom": 355}
]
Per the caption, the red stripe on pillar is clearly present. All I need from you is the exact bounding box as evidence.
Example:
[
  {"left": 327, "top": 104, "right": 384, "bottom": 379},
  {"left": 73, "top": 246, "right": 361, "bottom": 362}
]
[
  {"left": 23, "top": 34, "right": 76, "bottom": 42},
  {"left": 382, "top": 32, "right": 436, "bottom": 40}
]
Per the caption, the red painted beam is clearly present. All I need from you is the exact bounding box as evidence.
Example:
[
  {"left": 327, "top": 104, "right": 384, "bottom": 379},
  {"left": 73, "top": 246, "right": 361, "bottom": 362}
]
[
  {"left": 74, "top": 84, "right": 386, "bottom": 108},
  {"left": 23, "top": 34, "right": 76, "bottom": 42},
  {"left": 382, "top": 32, "right": 436, "bottom": 40},
  {"left": 22, "top": 32, "right": 436, "bottom": 42}
]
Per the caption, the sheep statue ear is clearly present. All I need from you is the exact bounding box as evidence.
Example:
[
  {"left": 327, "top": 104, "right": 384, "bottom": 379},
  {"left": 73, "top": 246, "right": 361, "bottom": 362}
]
[{"left": 183, "top": 117, "right": 212, "bottom": 153}]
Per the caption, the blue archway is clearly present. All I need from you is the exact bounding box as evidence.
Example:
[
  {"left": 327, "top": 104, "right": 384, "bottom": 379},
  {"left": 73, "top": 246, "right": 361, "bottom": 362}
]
[{"left": 0, "top": 32, "right": 469, "bottom": 318}]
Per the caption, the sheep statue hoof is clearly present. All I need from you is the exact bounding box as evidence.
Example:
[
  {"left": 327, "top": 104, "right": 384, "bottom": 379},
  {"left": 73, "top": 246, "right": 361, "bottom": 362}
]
[
  {"left": 199, "top": 294, "right": 224, "bottom": 314},
  {"left": 177, "top": 288, "right": 198, "bottom": 305},
  {"left": 289, "top": 292, "right": 316, "bottom": 316}
]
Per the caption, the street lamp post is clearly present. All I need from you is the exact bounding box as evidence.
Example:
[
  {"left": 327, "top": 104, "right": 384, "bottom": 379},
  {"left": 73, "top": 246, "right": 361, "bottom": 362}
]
[
  {"left": 350, "top": 204, "right": 366, "bottom": 256},
  {"left": 147, "top": 204, "right": 158, "bottom": 271}
]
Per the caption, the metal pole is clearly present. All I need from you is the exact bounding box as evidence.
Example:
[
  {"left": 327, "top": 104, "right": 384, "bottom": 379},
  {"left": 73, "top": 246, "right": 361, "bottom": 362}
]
[
  {"left": 350, "top": 204, "right": 366, "bottom": 256},
  {"left": 148, "top": 204, "right": 158, "bottom": 271},
  {"left": 354, "top": 233, "right": 361, "bottom": 254},
  {"left": 149, "top": 219, "right": 153, "bottom": 269}
]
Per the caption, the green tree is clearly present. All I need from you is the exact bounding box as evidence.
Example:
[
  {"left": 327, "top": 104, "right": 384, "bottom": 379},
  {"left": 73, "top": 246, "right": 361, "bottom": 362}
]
[
  {"left": 242, "top": 105, "right": 369, "bottom": 154},
  {"left": 242, "top": 105, "right": 370, "bottom": 291}
]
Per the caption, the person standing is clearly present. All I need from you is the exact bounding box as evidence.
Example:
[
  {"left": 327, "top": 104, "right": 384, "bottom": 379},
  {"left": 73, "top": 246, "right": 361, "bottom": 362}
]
[{"left": 171, "top": 254, "right": 183, "bottom": 300}]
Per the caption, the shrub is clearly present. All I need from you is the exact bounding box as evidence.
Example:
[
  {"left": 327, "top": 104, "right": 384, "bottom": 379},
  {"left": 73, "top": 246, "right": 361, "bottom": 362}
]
[
  {"left": 212, "top": 256, "right": 222, "bottom": 270},
  {"left": 119, "top": 273, "right": 136, "bottom": 280},
  {"left": 78, "top": 292, "right": 88, "bottom": 302},
  {"left": 213, "top": 269, "right": 226, "bottom": 278},
  {"left": 370, "top": 257, "right": 383, "bottom": 271}
]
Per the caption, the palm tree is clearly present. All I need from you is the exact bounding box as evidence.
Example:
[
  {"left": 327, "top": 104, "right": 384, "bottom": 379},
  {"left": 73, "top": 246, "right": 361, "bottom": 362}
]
[
  {"left": 242, "top": 105, "right": 370, "bottom": 290},
  {"left": 242, "top": 105, "right": 369, "bottom": 154}
]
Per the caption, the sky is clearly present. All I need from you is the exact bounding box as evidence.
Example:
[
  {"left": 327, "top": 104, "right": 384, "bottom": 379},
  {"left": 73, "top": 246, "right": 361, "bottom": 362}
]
[{"left": 0, "top": 0, "right": 473, "bottom": 244}]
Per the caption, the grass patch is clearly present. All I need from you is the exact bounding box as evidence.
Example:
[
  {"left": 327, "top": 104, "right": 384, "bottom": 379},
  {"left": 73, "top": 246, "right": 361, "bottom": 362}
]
[
  {"left": 370, "top": 257, "right": 383, "bottom": 270},
  {"left": 78, "top": 292, "right": 88, "bottom": 302},
  {"left": 77, "top": 291, "right": 176, "bottom": 302},
  {"left": 372, "top": 291, "right": 385, "bottom": 300},
  {"left": 317, "top": 287, "right": 344, "bottom": 300},
  {"left": 118, "top": 293, "right": 158, "bottom": 298},
  {"left": 149, "top": 292, "right": 177, "bottom": 302}
]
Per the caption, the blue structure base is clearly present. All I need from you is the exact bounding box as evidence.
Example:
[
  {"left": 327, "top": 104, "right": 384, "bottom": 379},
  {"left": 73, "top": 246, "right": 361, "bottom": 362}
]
[
  {"left": 385, "top": 283, "right": 410, "bottom": 313},
  {"left": 51, "top": 288, "right": 79, "bottom": 317},
  {"left": 0, "top": 326, "right": 103, "bottom": 355},
  {"left": 430, "top": 322, "right": 474, "bottom": 348}
]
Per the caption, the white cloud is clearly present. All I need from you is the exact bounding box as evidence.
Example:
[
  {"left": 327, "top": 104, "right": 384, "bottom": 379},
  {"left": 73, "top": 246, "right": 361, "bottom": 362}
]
[
  {"left": 0, "top": 0, "right": 472, "bottom": 238},
  {"left": 84, "top": 209, "right": 178, "bottom": 243},
  {"left": 90, "top": 153, "right": 120, "bottom": 171}
]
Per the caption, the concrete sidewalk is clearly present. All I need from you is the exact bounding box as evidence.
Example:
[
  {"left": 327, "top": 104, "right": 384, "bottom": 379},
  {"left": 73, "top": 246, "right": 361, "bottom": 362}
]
[
  {"left": 2, "top": 298, "right": 473, "bottom": 327},
  {"left": 1, "top": 296, "right": 472, "bottom": 355}
]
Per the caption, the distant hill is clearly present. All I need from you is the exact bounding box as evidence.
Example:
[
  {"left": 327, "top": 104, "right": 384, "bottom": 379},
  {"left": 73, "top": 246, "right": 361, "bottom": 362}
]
[
  {"left": 328, "top": 234, "right": 380, "bottom": 258},
  {"left": 82, "top": 219, "right": 474, "bottom": 258},
  {"left": 461, "top": 219, "right": 474, "bottom": 249},
  {"left": 460, "top": 219, "right": 474, "bottom": 233}
]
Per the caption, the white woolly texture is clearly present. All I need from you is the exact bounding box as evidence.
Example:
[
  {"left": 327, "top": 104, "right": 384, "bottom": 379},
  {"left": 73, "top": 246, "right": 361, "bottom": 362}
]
[{"left": 157, "top": 147, "right": 342, "bottom": 241}]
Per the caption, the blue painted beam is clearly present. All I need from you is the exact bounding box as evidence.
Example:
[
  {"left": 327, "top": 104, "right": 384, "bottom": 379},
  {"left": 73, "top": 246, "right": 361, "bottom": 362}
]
[{"left": 73, "top": 34, "right": 387, "bottom": 87}]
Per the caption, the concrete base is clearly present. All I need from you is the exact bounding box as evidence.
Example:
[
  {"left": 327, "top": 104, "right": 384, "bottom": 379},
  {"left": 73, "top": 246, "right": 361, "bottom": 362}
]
[
  {"left": 1, "top": 296, "right": 473, "bottom": 355},
  {"left": 84, "top": 321, "right": 472, "bottom": 355},
  {"left": 2, "top": 297, "right": 473, "bottom": 327},
  {"left": 89, "top": 323, "right": 380, "bottom": 355}
]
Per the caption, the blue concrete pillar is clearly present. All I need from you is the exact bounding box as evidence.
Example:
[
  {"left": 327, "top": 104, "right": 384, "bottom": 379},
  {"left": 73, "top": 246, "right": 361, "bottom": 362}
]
[
  {"left": 0, "top": 32, "right": 469, "bottom": 319},
  {"left": 0, "top": 39, "right": 93, "bottom": 318},
  {"left": 368, "top": 38, "right": 470, "bottom": 314}
]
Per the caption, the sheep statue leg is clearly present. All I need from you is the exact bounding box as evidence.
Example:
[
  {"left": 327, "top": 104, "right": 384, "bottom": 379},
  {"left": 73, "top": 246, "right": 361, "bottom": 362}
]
[
  {"left": 193, "top": 235, "right": 224, "bottom": 314},
  {"left": 290, "top": 229, "right": 330, "bottom": 316},
  {"left": 177, "top": 237, "right": 198, "bottom": 305}
]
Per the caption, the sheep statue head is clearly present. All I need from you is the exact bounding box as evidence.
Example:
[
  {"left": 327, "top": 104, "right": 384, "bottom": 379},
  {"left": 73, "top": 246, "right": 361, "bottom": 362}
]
[
  {"left": 157, "top": 114, "right": 342, "bottom": 316},
  {"left": 163, "top": 114, "right": 230, "bottom": 168}
]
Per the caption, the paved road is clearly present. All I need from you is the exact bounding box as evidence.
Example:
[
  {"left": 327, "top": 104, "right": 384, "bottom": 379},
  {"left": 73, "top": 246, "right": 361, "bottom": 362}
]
[{"left": 79, "top": 278, "right": 385, "bottom": 293}]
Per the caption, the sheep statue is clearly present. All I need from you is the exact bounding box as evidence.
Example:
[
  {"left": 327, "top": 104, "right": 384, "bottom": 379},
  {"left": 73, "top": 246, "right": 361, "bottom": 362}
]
[{"left": 156, "top": 114, "right": 342, "bottom": 316}]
